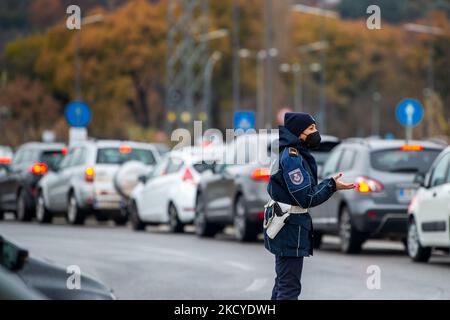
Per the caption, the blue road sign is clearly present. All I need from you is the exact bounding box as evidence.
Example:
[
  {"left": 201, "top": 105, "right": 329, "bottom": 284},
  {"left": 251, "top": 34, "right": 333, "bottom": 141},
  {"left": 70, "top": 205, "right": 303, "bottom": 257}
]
[
  {"left": 395, "top": 99, "right": 424, "bottom": 127},
  {"left": 233, "top": 111, "right": 255, "bottom": 131},
  {"left": 65, "top": 101, "right": 92, "bottom": 128}
]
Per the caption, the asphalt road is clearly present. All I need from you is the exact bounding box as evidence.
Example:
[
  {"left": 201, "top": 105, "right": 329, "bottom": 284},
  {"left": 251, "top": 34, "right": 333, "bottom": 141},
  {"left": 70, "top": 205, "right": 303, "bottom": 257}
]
[{"left": 1, "top": 216, "right": 450, "bottom": 300}]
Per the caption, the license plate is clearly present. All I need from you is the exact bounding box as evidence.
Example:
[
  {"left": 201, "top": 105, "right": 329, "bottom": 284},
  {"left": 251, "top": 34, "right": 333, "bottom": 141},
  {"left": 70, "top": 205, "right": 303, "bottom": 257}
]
[{"left": 397, "top": 188, "right": 415, "bottom": 203}]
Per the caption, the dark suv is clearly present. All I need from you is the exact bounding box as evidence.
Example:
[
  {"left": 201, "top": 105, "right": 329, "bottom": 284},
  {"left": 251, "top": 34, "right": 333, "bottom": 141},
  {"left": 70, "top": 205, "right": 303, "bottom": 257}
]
[
  {"left": 310, "top": 138, "right": 444, "bottom": 254},
  {"left": 0, "top": 142, "right": 66, "bottom": 221}
]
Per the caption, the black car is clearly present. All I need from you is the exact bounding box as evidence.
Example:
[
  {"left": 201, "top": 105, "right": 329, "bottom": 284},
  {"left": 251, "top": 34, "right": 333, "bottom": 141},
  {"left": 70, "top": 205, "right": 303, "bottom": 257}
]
[
  {"left": 0, "top": 142, "right": 66, "bottom": 221},
  {"left": 0, "top": 236, "right": 114, "bottom": 300}
]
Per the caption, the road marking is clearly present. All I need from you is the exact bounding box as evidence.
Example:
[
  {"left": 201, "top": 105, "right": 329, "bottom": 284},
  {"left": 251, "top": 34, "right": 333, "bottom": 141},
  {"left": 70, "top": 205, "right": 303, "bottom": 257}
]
[
  {"left": 245, "top": 278, "right": 268, "bottom": 292},
  {"left": 225, "top": 260, "right": 253, "bottom": 271}
]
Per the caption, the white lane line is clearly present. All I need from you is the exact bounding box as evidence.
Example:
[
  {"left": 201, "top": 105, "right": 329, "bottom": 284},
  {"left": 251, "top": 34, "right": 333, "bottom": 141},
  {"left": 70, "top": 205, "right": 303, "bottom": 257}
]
[
  {"left": 225, "top": 260, "right": 253, "bottom": 271},
  {"left": 245, "top": 278, "right": 268, "bottom": 292}
]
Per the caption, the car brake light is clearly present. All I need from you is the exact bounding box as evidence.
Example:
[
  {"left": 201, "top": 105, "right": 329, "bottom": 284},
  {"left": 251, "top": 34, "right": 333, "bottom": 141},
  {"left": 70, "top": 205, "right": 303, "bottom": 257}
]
[
  {"left": 85, "top": 167, "right": 95, "bottom": 182},
  {"left": 119, "top": 145, "right": 132, "bottom": 154},
  {"left": 400, "top": 145, "right": 423, "bottom": 151},
  {"left": 251, "top": 168, "right": 270, "bottom": 182},
  {"left": 62, "top": 147, "right": 68, "bottom": 156},
  {"left": 182, "top": 168, "right": 195, "bottom": 183},
  {"left": 29, "top": 163, "right": 48, "bottom": 175},
  {"left": 355, "top": 176, "right": 383, "bottom": 193},
  {"left": 257, "top": 212, "right": 265, "bottom": 221},
  {"left": 0, "top": 157, "right": 11, "bottom": 164}
]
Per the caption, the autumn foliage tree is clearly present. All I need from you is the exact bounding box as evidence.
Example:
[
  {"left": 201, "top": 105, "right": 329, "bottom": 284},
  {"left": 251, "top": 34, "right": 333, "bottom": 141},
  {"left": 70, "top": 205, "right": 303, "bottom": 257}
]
[{"left": 0, "top": 77, "right": 64, "bottom": 146}]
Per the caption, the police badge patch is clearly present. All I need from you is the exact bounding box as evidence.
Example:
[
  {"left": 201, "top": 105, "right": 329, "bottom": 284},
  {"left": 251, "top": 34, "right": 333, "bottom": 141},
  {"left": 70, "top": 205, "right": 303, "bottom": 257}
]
[{"left": 288, "top": 168, "right": 304, "bottom": 185}]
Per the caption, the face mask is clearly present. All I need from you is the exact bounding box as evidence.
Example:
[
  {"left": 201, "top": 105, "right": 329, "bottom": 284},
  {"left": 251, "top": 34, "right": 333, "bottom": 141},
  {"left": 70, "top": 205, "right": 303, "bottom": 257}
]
[{"left": 304, "top": 131, "right": 321, "bottom": 149}]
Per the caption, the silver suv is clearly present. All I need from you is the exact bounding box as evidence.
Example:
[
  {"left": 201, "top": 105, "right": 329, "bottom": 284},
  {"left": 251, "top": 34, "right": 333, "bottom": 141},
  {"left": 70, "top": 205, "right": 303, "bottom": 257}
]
[
  {"left": 36, "top": 140, "right": 161, "bottom": 225},
  {"left": 311, "top": 138, "right": 444, "bottom": 254}
]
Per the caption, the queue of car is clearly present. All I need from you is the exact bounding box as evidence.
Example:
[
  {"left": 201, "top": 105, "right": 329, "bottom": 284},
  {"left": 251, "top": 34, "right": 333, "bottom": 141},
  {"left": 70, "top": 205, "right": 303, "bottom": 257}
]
[{"left": 0, "top": 134, "right": 448, "bottom": 264}]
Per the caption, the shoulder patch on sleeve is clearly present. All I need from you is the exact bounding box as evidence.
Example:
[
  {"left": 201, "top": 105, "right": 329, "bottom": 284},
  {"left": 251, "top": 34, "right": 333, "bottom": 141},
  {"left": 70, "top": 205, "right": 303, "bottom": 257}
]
[
  {"left": 288, "top": 147, "right": 299, "bottom": 157},
  {"left": 288, "top": 168, "right": 304, "bottom": 185}
]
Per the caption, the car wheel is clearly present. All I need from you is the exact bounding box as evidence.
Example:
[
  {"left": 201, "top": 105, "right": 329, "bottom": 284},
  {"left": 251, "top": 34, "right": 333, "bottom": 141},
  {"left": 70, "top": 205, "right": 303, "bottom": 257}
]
[
  {"left": 168, "top": 203, "right": 184, "bottom": 233},
  {"left": 233, "top": 195, "right": 258, "bottom": 242},
  {"left": 0, "top": 210, "right": 4, "bottom": 221},
  {"left": 36, "top": 192, "right": 53, "bottom": 224},
  {"left": 66, "top": 193, "right": 85, "bottom": 225},
  {"left": 407, "top": 218, "right": 431, "bottom": 263},
  {"left": 16, "top": 189, "right": 33, "bottom": 222},
  {"left": 195, "top": 193, "right": 220, "bottom": 238},
  {"left": 112, "top": 209, "right": 128, "bottom": 226},
  {"left": 313, "top": 231, "right": 323, "bottom": 249},
  {"left": 130, "top": 201, "right": 146, "bottom": 231},
  {"left": 95, "top": 210, "right": 109, "bottom": 222},
  {"left": 339, "top": 207, "right": 364, "bottom": 254}
]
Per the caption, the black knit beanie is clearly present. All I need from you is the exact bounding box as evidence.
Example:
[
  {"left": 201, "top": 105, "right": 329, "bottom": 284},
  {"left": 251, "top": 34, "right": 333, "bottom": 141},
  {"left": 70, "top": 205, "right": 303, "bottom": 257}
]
[{"left": 284, "top": 112, "right": 316, "bottom": 137}]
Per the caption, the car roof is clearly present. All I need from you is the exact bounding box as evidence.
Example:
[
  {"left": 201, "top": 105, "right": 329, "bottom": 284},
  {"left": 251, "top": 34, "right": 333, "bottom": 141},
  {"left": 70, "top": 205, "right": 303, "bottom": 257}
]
[
  {"left": 319, "top": 135, "right": 340, "bottom": 143},
  {"left": 442, "top": 145, "right": 450, "bottom": 153},
  {"left": 170, "top": 146, "right": 222, "bottom": 162},
  {"left": 18, "top": 142, "right": 66, "bottom": 150},
  {"left": 77, "top": 140, "right": 157, "bottom": 150},
  {"left": 340, "top": 138, "right": 445, "bottom": 151}
]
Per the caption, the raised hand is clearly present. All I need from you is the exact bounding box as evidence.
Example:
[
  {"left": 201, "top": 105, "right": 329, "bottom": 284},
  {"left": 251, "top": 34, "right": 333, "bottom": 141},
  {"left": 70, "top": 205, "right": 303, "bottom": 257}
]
[{"left": 332, "top": 173, "right": 356, "bottom": 190}]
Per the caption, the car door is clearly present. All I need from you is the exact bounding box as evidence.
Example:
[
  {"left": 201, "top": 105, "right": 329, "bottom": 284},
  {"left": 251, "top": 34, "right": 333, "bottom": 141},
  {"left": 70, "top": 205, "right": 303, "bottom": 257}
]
[
  {"left": 50, "top": 148, "right": 77, "bottom": 210},
  {"left": 139, "top": 158, "right": 174, "bottom": 221},
  {"left": 203, "top": 163, "right": 236, "bottom": 221},
  {"left": 419, "top": 152, "right": 450, "bottom": 246},
  {"left": 153, "top": 156, "right": 184, "bottom": 221},
  {"left": 310, "top": 147, "right": 344, "bottom": 229},
  {"left": 0, "top": 148, "right": 25, "bottom": 210}
]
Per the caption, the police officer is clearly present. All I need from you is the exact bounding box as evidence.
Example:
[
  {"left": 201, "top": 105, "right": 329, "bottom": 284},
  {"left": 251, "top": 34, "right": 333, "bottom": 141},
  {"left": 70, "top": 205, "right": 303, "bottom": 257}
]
[{"left": 264, "top": 112, "right": 355, "bottom": 300}]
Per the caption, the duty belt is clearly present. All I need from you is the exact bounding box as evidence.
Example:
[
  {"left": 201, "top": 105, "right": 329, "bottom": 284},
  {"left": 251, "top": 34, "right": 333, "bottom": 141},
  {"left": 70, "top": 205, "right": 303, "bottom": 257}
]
[{"left": 265, "top": 199, "right": 308, "bottom": 214}]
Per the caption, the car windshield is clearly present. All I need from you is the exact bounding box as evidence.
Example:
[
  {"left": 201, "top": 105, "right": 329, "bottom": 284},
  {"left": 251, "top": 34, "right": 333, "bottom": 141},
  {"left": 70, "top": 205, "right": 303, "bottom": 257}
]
[
  {"left": 370, "top": 149, "right": 441, "bottom": 173},
  {"left": 310, "top": 141, "right": 340, "bottom": 166},
  {"left": 97, "top": 148, "right": 156, "bottom": 165},
  {"left": 41, "top": 150, "right": 65, "bottom": 169}
]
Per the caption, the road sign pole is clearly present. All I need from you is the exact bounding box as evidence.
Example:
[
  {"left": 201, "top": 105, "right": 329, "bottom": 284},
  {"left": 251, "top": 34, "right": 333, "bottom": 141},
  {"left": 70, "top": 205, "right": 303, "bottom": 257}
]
[{"left": 406, "top": 126, "right": 412, "bottom": 144}]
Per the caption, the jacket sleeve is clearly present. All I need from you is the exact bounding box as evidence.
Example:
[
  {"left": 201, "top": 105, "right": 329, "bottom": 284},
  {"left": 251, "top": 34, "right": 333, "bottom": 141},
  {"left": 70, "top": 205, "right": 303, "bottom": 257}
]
[{"left": 280, "top": 148, "right": 337, "bottom": 209}]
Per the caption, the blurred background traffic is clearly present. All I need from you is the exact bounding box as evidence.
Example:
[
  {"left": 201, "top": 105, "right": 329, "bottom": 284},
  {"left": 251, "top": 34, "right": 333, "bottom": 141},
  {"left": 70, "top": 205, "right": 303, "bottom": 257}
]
[{"left": 0, "top": 0, "right": 450, "bottom": 300}]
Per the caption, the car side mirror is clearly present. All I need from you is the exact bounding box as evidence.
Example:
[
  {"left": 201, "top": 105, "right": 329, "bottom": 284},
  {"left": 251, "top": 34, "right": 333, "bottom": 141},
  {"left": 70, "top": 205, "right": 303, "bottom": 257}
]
[
  {"left": 138, "top": 175, "right": 148, "bottom": 184},
  {"left": 209, "top": 162, "right": 217, "bottom": 174},
  {"left": 414, "top": 173, "right": 426, "bottom": 188}
]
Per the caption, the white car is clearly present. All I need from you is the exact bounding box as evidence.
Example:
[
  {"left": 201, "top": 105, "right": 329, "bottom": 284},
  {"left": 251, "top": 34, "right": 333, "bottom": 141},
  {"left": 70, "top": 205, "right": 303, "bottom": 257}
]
[
  {"left": 407, "top": 146, "right": 450, "bottom": 262},
  {"left": 129, "top": 147, "right": 220, "bottom": 233},
  {"left": 37, "top": 140, "right": 161, "bottom": 225}
]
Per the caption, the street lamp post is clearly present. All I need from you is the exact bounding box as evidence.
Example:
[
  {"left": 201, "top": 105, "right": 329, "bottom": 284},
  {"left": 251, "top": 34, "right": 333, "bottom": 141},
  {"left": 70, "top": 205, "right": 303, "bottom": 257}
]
[
  {"left": 232, "top": 0, "right": 240, "bottom": 115},
  {"left": 74, "top": 14, "right": 103, "bottom": 101},
  {"left": 239, "top": 48, "right": 278, "bottom": 129},
  {"left": 264, "top": 0, "right": 274, "bottom": 129},
  {"left": 404, "top": 23, "right": 445, "bottom": 137},
  {"left": 203, "top": 51, "right": 222, "bottom": 130},
  {"left": 371, "top": 91, "right": 382, "bottom": 136},
  {"left": 291, "top": 2, "right": 338, "bottom": 133},
  {"left": 279, "top": 63, "right": 302, "bottom": 112}
]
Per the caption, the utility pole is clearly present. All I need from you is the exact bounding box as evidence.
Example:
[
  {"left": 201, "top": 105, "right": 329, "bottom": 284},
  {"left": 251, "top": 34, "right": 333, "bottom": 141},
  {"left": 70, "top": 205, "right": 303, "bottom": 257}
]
[
  {"left": 264, "top": 0, "right": 274, "bottom": 129},
  {"left": 232, "top": 0, "right": 240, "bottom": 115}
]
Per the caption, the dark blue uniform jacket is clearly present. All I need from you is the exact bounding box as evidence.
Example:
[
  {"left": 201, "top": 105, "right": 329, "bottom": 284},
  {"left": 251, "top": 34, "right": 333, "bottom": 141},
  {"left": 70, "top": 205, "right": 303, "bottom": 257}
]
[{"left": 264, "top": 126, "right": 337, "bottom": 257}]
